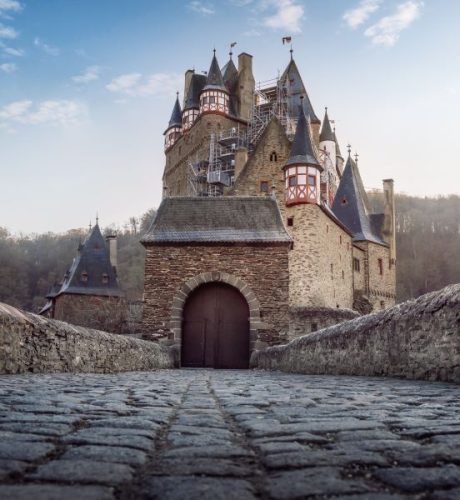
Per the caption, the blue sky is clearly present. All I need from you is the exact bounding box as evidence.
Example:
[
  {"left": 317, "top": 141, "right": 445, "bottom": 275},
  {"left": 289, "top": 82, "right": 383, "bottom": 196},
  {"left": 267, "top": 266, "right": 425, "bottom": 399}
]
[{"left": 1, "top": 0, "right": 459, "bottom": 234}]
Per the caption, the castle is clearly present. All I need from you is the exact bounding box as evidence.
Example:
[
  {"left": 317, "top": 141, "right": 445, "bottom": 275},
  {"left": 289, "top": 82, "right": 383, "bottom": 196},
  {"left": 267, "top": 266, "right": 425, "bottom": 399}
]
[{"left": 140, "top": 49, "right": 396, "bottom": 368}]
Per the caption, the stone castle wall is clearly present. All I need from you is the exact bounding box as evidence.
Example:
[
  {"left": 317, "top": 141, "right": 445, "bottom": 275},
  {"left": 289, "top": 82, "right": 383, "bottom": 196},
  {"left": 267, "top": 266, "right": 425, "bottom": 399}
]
[
  {"left": 288, "top": 204, "right": 354, "bottom": 309},
  {"left": 54, "top": 294, "right": 125, "bottom": 334},
  {"left": 142, "top": 243, "right": 290, "bottom": 350},
  {"left": 164, "top": 114, "right": 245, "bottom": 196},
  {"left": 289, "top": 307, "right": 359, "bottom": 339},
  {"left": 252, "top": 284, "right": 460, "bottom": 383},
  {"left": 0, "top": 302, "right": 174, "bottom": 374}
]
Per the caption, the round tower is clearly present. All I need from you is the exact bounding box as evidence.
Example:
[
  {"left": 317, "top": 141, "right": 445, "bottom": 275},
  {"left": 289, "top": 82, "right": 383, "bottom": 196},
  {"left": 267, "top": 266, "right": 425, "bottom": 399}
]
[
  {"left": 284, "top": 103, "right": 323, "bottom": 206},
  {"left": 164, "top": 93, "right": 182, "bottom": 151},
  {"left": 200, "top": 50, "right": 229, "bottom": 116}
]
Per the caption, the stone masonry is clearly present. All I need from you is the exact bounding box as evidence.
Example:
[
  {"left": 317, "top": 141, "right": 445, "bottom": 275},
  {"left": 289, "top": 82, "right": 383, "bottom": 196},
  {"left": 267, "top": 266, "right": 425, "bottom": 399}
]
[
  {"left": 1, "top": 369, "right": 460, "bottom": 499},
  {"left": 142, "top": 244, "right": 290, "bottom": 351},
  {"left": 0, "top": 302, "right": 173, "bottom": 374},
  {"left": 253, "top": 283, "right": 460, "bottom": 383}
]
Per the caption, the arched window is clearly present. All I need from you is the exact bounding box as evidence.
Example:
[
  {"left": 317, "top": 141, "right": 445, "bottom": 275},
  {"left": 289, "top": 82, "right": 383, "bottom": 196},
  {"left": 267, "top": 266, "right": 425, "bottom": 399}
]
[
  {"left": 269, "top": 151, "right": 278, "bottom": 162},
  {"left": 102, "top": 273, "right": 109, "bottom": 285},
  {"left": 81, "top": 271, "right": 88, "bottom": 283}
]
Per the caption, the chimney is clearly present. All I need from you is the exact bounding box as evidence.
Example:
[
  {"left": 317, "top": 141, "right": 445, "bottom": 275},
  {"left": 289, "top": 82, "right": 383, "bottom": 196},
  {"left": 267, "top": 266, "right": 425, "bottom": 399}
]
[
  {"left": 382, "top": 179, "right": 396, "bottom": 266},
  {"left": 183, "top": 69, "right": 194, "bottom": 108},
  {"left": 106, "top": 234, "right": 118, "bottom": 271},
  {"left": 237, "top": 52, "right": 255, "bottom": 122},
  {"left": 234, "top": 146, "right": 248, "bottom": 179}
]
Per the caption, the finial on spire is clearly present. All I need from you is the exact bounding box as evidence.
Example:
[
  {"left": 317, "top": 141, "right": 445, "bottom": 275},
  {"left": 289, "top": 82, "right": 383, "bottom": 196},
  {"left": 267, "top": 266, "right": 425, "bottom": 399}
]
[
  {"left": 347, "top": 144, "right": 352, "bottom": 156},
  {"left": 176, "top": 91, "right": 179, "bottom": 99},
  {"left": 89, "top": 220, "right": 92, "bottom": 231},
  {"left": 213, "top": 47, "right": 216, "bottom": 56},
  {"left": 290, "top": 46, "right": 293, "bottom": 60},
  {"left": 229, "top": 41, "right": 237, "bottom": 59},
  {"left": 96, "top": 212, "right": 99, "bottom": 226},
  {"left": 354, "top": 152, "right": 359, "bottom": 164}
]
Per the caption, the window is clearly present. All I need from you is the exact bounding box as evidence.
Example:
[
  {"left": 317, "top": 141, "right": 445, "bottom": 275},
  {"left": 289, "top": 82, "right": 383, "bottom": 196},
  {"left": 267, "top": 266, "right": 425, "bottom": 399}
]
[
  {"left": 341, "top": 196, "right": 348, "bottom": 206},
  {"left": 270, "top": 151, "right": 278, "bottom": 162},
  {"left": 380, "top": 300, "right": 385, "bottom": 309},
  {"left": 260, "top": 180, "right": 269, "bottom": 193},
  {"left": 340, "top": 235, "right": 342, "bottom": 244},
  {"left": 342, "top": 270, "right": 345, "bottom": 279},
  {"left": 102, "top": 273, "right": 109, "bottom": 285},
  {"left": 289, "top": 176, "right": 297, "bottom": 187},
  {"left": 308, "top": 175, "right": 316, "bottom": 186},
  {"left": 311, "top": 323, "right": 318, "bottom": 332},
  {"left": 353, "top": 258, "right": 361, "bottom": 272},
  {"left": 378, "top": 258, "right": 383, "bottom": 275},
  {"left": 287, "top": 217, "right": 294, "bottom": 227},
  {"left": 81, "top": 271, "right": 88, "bottom": 283},
  {"left": 330, "top": 263, "right": 334, "bottom": 279},
  {"left": 209, "top": 96, "right": 215, "bottom": 104}
]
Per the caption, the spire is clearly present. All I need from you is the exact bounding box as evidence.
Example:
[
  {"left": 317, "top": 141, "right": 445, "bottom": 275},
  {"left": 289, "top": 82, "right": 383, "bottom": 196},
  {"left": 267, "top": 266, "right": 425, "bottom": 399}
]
[
  {"left": 204, "top": 51, "right": 226, "bottom": 91},
  {"left": 319, "top": 107, "right": 334, "bottom": 142},
  {"left": 332, "top": 156, "right": 385, "bottom": 244},
  {"left": 279, "top": 57, "right": 319, "bottom": 123},
  {"left": 286, "top": 103, "right": 321, "bottom": 168},
  {"left": 167, "top": 93, "right": 182, "bottom": 129},
  {"left": 333, "top": 127, "right": 343, "bottom": 159}
]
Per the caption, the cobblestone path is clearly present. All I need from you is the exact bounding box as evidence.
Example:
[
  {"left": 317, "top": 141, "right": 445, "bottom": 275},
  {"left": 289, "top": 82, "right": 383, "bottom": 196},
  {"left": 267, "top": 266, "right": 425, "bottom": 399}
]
[{"left": 0, "top": 370, "right": 459, "bottom": 499}]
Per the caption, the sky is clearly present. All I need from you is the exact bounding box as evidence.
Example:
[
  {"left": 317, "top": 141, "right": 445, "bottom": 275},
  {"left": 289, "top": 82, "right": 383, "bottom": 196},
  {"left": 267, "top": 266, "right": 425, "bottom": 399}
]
[{"left": 0, "top": 0, "right": 459, "bottom": 234}]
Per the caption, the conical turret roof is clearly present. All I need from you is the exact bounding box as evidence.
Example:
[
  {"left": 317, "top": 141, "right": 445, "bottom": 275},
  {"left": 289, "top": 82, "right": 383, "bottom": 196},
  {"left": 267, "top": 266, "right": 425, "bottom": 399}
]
[
  {"left": 333, "top": 129, "right": 343, "bottom": 159},
  {"left": 167, "top": 94, "right": 182, "bottom": 129},
  {"left": 279, "top": 58, "right": 319, "bottom": 123},
  {"left": 222, "top": 57, "right": 238, "bottom": 90},
  {"left": 58, "top": 223, "right": 123, "bottom": 297},
  {"left": 286, "top": 105, "right": 321, "bottom": 168},
  {"left": 320, "top": 108, "right": 334, "bottom": 142},
  {"left": 332, "top": 155, "right": 386, "bottom": 245},
  {"left": 204, "top": 52, "right": 227, "bottom": 91}
]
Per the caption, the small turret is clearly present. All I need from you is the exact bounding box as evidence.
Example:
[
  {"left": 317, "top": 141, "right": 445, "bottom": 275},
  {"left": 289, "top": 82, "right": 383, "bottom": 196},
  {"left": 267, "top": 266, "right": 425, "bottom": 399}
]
[
  {"left": 164, "top": 93, "right": 182, "bottom": 150},
  {"left": 200, "top": 50, "right": 229, "bottom": 115},
  {"left": 283, "top": 103, "right": 323, "bottom": 206},
  {"left": 319, "top": 107, "right": 336, "bottom": 160},
  {"left": 333, "top": 127, "right": 344, "bottom": 175},
  {"left": 182, "top": 72, "right": 206, "bottom": 131}
]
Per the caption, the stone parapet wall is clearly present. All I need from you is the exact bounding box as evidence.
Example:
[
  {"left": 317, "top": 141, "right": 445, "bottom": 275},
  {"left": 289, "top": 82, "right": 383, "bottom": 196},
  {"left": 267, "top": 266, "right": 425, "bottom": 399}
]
[
  {"left": 288, "top": 307, "right": 359, "bottom": 340},
  {"left": 252, "top": 284, "right": 460, "bottom": 383},
  {"left": 0, "top": 302, "right": 174, "bottom": 374}
]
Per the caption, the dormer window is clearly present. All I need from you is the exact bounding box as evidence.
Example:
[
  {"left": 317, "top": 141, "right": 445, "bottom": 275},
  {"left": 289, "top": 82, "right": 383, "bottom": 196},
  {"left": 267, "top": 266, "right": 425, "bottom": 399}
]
[
  {"left": 270, "top": 151, "right": 278, "bottom": 162},
  {"left": 102, "top": 273, "right": 109, "bottom": 285},
  {"left": 81, "top": 271, "right": 88, "bottom": 283},
  {"left": 285, "top": 166, "right": 318, "bottom": 205}
]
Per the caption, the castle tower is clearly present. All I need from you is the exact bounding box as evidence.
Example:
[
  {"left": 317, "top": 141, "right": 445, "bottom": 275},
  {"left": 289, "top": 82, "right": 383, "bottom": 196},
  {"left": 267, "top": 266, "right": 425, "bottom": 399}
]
[
  {"left": 182, "top": 72, "right": 206, "bottom": 131},
  {"left": 319, "top": 108, "right": 336, "bottom": 165},
  {"left": 236, "top": 52, "right": 255, "bottom": 121},
  {"left": 284, "top": 103, "right": 323, "bottom": 206},
  {"left": 164, "top": 93, "right": 182, "bottom": 150},
  {"left": 319, "top": 107, "right": 337, "bottom": 205},
  {"left": 200, "top": 51, "right": 229, "bottom": 115}
]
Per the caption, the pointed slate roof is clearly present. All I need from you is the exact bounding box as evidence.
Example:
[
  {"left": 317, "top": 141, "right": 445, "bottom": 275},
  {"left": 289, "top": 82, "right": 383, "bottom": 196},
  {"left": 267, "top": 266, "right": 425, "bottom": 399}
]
[
  {"left": 320, "top": 108, "right": 334, "bottom": 142},
  {"left": 286, "top": 106, "right": 321, "bottom": 168},
  {"left": 333, "top": 129, "right": 343, "bottom": 159},
  {"left": 203, "top": 52, "right": 227, "bottom": 91},
  {"left": 222, "top": 57, "right": 238, "bottom": 90},
  {"left": 166, "top": 95, "right": 182, "bottom": 130},
  {"left": 279, "top": 58, "right": 319, "bottom": 123},
  {"left": 141, "top": 197, "right": 292, "bottom": 244},
  {"left": 332, "top": 156, "right": 387, "bottom": 245},
  {"left": 58, "top": 224, "right": 123, "bottom": 297},
  {"left": 184, "top": 74, "right": 207, "bottom": 110}
]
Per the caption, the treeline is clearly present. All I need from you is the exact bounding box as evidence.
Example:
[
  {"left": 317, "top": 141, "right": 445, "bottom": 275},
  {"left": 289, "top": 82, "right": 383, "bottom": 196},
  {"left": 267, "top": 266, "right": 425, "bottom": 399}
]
[
  {"left": 0, "top": 195, "right": 459, "bottom": 313},
  {"left": 367, "top": 192, "right": 460, "bottom": 301}
]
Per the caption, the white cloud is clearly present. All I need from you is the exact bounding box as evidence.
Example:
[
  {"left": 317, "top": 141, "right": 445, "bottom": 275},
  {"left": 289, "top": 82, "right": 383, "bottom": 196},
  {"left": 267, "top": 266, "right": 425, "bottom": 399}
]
[
  {"left": 343, "top": 0, "right": 381, "bottom": 29},
  {"left": 364, "top": 1, "right": 422, "bottom": 46},
  {"left": 260, "top": 0, "right": 304, "bottom": 34},
  {"left": 188, "top": 1, "right": 215, "bottom": 15},
  {"left": 0, "top": 99, "right": 86, "bottom": 125},
  {"left": 3, "top": 46, "right": 23, "bottom": 56},
  {"left": 106, "top": 72, "right": 181, "bottom": 97},
  {"left": 0, "top": 0, "right": 22, "bottom": 12},
  {"left": 0, "top": 23, "right": 17, "bottom": 38},
  {"left": 0, "top": 61, "right": 16, "bottom": 72},
  {"left": 72, "top": 65, "right": 101, "bottom": 84},
  {"left": 106, "top": 73, "right": 142, "bottom": 93},
  {"left": 34, "top": 37, "right": 60, "bottom": 56}
]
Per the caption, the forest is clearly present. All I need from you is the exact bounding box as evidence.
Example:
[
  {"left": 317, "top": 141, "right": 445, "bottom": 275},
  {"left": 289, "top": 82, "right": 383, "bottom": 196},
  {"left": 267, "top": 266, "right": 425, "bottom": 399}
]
[{"left": 0, "top": 194, "right": 459, "bottom": 313}]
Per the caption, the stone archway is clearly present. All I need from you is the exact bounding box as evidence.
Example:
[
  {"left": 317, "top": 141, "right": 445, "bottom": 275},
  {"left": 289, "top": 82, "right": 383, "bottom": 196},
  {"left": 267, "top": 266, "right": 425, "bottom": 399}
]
[{"left": 169, "top": 272, "right": 261, "bottom": 362}]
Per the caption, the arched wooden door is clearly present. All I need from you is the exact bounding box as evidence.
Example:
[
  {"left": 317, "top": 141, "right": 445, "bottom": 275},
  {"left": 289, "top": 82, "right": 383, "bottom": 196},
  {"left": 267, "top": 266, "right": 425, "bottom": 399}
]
[{"left": 181, "top": 282, "right": 250, "bottom": 369}]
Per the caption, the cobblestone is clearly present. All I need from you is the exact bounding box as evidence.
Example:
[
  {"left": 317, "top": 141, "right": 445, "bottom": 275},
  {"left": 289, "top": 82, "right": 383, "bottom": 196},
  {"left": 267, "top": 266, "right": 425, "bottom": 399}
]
[{"left": 0, "top": 369, "right": 459, "bottom": 499}]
